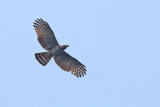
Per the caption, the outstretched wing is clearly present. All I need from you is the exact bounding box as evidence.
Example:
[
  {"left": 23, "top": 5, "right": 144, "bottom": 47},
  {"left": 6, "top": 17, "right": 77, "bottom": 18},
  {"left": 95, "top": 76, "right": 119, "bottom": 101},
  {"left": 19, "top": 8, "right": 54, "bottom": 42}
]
[
  {"left": 54, "top": 51, "right": 87, "bottom": 78},
  {"left": 33, "top": 18, "right": 59, "bottom": 50}
]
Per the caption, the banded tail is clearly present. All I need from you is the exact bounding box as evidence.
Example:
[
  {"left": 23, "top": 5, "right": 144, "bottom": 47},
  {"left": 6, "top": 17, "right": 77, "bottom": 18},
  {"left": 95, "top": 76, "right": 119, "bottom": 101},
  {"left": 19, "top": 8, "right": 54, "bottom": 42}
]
[{"left": 35, "top": 52, "right": 52, "bottom": 66}]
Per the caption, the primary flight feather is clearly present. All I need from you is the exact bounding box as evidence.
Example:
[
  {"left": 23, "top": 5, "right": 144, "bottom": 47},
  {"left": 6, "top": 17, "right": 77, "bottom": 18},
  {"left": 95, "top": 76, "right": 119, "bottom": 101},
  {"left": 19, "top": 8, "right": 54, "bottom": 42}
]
[{"left": 33, "top": 18, "right": 87, "bottom": 78}]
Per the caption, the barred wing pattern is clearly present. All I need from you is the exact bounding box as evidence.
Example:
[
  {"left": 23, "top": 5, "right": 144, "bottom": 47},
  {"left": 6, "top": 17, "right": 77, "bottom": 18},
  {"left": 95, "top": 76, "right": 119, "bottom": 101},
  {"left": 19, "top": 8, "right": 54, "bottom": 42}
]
[
  {"left": 33, "top": 18, "right": 59, "bottom": 50},
  {"left": 54, "top": 51, "right": 86, "bottom": 78}
]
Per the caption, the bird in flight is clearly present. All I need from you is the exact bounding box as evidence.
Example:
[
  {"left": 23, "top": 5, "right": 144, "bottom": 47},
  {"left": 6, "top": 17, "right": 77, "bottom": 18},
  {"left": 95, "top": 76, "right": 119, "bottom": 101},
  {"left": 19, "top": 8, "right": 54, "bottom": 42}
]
[{"left": 33, "top": 18, "right": 87, "bottom": 78}]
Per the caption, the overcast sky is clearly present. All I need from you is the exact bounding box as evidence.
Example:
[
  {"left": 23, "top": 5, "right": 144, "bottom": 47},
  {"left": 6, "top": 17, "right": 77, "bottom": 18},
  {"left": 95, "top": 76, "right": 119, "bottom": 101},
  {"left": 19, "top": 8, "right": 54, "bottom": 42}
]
[{"left": 0, "top": 0, "right": 160, "bottom": 107}]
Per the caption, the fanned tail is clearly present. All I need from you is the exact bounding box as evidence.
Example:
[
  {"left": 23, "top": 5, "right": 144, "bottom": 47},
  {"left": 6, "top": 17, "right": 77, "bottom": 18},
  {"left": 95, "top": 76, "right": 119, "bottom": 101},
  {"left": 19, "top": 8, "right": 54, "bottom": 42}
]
[{"left": 35, "top": 52, "right": 52, "bottom": 66}]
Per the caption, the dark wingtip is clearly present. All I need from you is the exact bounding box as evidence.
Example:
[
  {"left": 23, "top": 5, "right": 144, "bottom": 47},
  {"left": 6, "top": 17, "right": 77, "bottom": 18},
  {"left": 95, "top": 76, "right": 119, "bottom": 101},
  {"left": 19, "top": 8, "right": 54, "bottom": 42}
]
[{"left": 33, "top": 18, "right": 43, "bottom": 27}]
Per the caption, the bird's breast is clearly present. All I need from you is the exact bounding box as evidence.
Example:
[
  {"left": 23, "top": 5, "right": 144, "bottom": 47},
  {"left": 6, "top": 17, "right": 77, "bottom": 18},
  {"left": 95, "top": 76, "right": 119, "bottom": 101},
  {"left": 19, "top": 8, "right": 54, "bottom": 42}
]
[{"left": 50, "top": 47, "right": 61, "bottom": 56}]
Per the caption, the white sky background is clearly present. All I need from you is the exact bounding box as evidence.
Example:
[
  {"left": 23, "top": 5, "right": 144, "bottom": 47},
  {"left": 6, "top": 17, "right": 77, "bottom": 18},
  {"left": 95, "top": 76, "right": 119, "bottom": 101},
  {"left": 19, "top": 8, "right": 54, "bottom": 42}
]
[{"left": 0, "top": 0, "right": 160, "bottom": 107}]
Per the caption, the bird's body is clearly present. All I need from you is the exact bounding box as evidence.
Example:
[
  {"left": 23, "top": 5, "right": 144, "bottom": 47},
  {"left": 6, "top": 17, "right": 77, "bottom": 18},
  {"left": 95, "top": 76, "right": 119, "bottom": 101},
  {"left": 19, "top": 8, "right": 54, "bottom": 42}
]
[
  {"left": 49, "top": 46, "right": 62, "bottom": 56},
  {"left": 48, "top": 45, "right": 69, "bottom": 56},
  {"left": 33, "top": 18, "right": 86, "bottom": 78}
]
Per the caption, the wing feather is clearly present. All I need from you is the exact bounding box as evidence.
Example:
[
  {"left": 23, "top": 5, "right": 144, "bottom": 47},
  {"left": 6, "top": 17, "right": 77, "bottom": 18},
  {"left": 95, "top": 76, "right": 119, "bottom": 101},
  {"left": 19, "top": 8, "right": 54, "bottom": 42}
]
[
  {"left": 54, "top": 51, "right": 87, "bottom": 78},
  {"left": 33, "top": 18, "right": 59, "bottom": 50}
]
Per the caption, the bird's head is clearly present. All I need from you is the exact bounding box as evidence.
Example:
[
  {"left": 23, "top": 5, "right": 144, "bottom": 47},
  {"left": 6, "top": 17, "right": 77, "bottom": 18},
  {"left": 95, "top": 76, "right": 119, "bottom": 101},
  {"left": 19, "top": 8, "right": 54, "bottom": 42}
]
[{"left": 60, "top": 45, "right": 69, "bottom": 50}]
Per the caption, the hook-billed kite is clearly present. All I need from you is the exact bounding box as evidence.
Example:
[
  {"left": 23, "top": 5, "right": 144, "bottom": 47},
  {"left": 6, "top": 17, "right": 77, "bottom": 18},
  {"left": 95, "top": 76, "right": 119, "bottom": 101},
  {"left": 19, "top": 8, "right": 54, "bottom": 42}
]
[{"left": 33, "top": 18, "right": 86, "bottom": 78}]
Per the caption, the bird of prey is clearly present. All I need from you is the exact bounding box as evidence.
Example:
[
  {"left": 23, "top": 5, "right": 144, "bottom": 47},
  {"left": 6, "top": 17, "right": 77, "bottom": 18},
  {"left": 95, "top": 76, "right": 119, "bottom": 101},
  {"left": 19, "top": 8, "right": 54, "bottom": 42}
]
[{"left": 33, "top": 18, "right": 86, "bottom": 78}]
